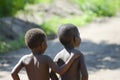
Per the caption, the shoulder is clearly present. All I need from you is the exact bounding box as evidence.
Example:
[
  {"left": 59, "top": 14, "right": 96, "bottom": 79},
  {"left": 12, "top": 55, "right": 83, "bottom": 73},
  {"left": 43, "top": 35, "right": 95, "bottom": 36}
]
[
  {"left": 21, "top": 54, "right": 33, "bottom": 60},
  {"left": 42, "top": 55, "right": 53, "bottom": 61},
  {"left": 43, "top": 55, "right": 55, "bottom": 65},
  {"left": 71, "top": 49, "right": 82, "bottom": 54},
  {"left": 54, "top": 49, "right": 64, "bottom": 61},
  {"left": 20, "top": 53, "right": 33, "bottom": 64},
  {"left": 71, "top": 49, "right": 85, "bottom": 58},
  {"left": 55, "top": 51, "right": 63, "bottom": 58}
]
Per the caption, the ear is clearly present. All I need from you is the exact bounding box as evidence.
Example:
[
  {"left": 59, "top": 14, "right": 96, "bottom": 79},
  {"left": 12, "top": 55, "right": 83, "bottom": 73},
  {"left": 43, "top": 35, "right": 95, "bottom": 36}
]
[
  {"left": 74, "top": 37, "right": 81, "bottom": 47},
  {"left": 39, "top": 41, "right": 46, "bottom": 53},
  {"left": 41, "top": 41, "right": 45, "bottom": 49},
  {"left": 41, "top": 42, "right": 44, "bottom": 49}
]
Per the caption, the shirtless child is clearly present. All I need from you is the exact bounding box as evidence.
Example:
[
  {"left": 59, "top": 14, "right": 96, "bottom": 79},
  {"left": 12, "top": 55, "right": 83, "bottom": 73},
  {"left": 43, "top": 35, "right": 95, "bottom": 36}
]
[
  {"left": 50, "top": 24, "right": 88, "bottom": 80},
  {"left": 11, "top": 28, "right": 80, "bottom": 80}
]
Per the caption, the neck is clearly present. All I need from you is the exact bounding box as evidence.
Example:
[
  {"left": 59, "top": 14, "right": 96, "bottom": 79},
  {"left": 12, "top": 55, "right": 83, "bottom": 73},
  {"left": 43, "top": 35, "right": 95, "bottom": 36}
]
[
  {"left": 65, "top": 45, "right": 74, "bottom": 49},
  {"left": 65, "top": 46, "right": 74, "bottom": 53},
  {"left": 32, "top": 50, "right": 42, "bottom": 55}
]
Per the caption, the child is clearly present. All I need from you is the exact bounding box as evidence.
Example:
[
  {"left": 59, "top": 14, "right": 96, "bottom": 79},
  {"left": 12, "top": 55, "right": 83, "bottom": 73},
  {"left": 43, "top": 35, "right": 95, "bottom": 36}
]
[
  {"left": 50, "top": 24, "right": 88, "bottom": 80},
  {"left": 11, "top": 28, "right": 80, "bottom": 80}
]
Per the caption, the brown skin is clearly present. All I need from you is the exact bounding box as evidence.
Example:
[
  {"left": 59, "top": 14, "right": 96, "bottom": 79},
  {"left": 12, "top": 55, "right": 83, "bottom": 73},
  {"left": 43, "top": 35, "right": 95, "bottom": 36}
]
[
  {"left": 51, "top": 49, "right": 88, "bottom": 80},
  {"left": 50, "top": 29, "right": 88, "bottom": 80},
  {"left": 11, "top": 38, "right": 80, "bottom": 80}
]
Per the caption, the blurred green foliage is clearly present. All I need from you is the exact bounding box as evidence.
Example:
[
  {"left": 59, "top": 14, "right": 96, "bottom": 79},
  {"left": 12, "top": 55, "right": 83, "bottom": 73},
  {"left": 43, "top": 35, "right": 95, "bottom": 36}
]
[
  {"left": 72, "top": 0, "right": 120, "bottom": 16},
  {"left": 0, "top": 34, "right": 25, "bottom": 53},
  {"left": 0, "top": 0, "right": 53, "bottom": 17},
  {"left": 28, "top": 0, "right": 53, "bottom": 4},
  {"left": 41, "top": 14, "right": 95, "bottom": 35},
  {"left": 0, "top": 0, "right": 26, "bottom": 17},
  {"left": 42, "top": 0, "right": 120, "bottom": 35}
]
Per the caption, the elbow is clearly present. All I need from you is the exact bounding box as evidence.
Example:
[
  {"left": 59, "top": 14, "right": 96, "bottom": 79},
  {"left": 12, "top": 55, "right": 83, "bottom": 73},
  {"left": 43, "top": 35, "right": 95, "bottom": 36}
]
[
  {"left": 56, "top": 70, "right": 63, "bottom": 75},
  {"left": 58, "top": 72, "right": 63, "bottom": 75},
  {"left": 58, "top": 70, "right": 65, "bottom": 75},
  {"left": 57, "top": 69, "right": 63, "bottom": 75},
  {"left": 82, "top": 73, "right": 88, "bottom": 80},
  {"left": 11, "top": 71, "right": 14, "bottom": 78},
  {"left": 11, "top": 71, "right": 17, "bottom": 78}
]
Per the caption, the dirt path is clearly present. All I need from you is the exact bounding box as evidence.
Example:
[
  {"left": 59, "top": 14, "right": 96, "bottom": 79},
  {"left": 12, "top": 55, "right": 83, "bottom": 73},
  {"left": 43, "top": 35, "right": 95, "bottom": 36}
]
[
  {"left": 0, "top": 17, "right": 120, "bottom": 80},
  {"left": 80, "top": 16, "right": 120, "bottom": 80}
]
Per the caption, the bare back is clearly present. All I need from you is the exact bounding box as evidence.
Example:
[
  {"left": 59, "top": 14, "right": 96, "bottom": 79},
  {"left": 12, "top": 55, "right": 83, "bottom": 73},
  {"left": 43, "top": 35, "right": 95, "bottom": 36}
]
[
  {"left": 54, "top": 49, "right": 87, "bottom": 80},
  {"left": 22, "top": 54, "right": 50, "bottom": 80}
]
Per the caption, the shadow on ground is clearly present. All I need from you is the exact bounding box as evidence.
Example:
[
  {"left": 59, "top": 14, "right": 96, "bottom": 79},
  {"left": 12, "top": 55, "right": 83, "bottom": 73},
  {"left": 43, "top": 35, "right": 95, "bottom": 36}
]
[{"left": 81, "top": 39, "right": 120, "bottom": 72}]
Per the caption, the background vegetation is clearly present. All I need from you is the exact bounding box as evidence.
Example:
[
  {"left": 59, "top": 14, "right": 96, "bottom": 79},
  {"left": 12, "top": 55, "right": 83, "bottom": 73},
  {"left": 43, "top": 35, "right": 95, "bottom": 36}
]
[
  {"left": 0, "top": 0, "right": 120, "bottom": 53},
  {"left": 42, "top": 0, "right": 120, "bottom": 34},
  {"left": 72, "top": 0, "right": 120, "bottom": 16},
  {"left": 0, "top": 0, "right": 53, "bottom": 17}
]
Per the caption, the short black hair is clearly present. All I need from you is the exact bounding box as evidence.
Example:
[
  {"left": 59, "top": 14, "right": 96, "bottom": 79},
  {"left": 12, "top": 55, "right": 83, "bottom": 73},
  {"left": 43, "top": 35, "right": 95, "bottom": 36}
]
[
  {"left": 25, "top": 28, "right": 46, "bottom": 49},
  {"left": 58, "top": 23, "right": 78, "bottom": 47}
]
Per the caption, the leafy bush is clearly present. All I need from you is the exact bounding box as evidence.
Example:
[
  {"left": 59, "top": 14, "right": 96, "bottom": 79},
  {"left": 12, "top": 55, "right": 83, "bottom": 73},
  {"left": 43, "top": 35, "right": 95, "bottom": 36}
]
[
  {"left": 72, "top": 0, "right": 120, "bottom": 16},
  {"left": 0, "top": 34, "right": 25, "bottom": 53},
  {"left": 0, "top": 0, "right": 53, "bottom": 17},
  {"left": 0, "top": 0, "right": 26, "bottom": 17},
  {"left": 28, "top": 0, "right": 53, "bottom": 4},
  {"left": 0, "top": 41, "right": 10, "bottom": 53}
]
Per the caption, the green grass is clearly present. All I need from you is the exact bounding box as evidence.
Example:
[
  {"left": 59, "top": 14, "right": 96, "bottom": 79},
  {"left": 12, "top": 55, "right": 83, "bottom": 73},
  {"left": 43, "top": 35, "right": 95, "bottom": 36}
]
[
  {"left": 0, "top": 41, "right": 10, "bottom": 53},
  {"left": 41, "top": 13, "right": 95, "bottom": 35},
  {"left": 0, "top": 34, "right": 25, "bottom": 54},
  {"left": 71, "top": 0, "right": 120, "bottom": 17},
  {"left": 29, "top": 0, "right": 53, "bottom": 4}
]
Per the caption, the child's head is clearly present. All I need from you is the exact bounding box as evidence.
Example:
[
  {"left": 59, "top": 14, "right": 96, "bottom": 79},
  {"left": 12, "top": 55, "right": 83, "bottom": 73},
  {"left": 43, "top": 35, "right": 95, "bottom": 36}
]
[
  {"left": 25, "top": 28, "right": 47, "bottom": 54},
  {"left": 58, "top": 23, "right": 81, "bottom": 48}
]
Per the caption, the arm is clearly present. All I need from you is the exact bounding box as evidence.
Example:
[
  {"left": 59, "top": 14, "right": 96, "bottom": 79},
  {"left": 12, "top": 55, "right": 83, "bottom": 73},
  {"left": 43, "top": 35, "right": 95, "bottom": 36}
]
[
  {"left": 50, "top": 69, "right": 59, "bottom": 80},
  {"left": 80, "top": 54, "right": 88, "bottom": 80},
  {"left": 50, "top": 59, "right": 64, "bottom": 80},
  {"left": 48, "top": 53, "right": 80, "bottom": 75},
  {"left": 11, "top": 57, "right": 24, "bottom": 80}
]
